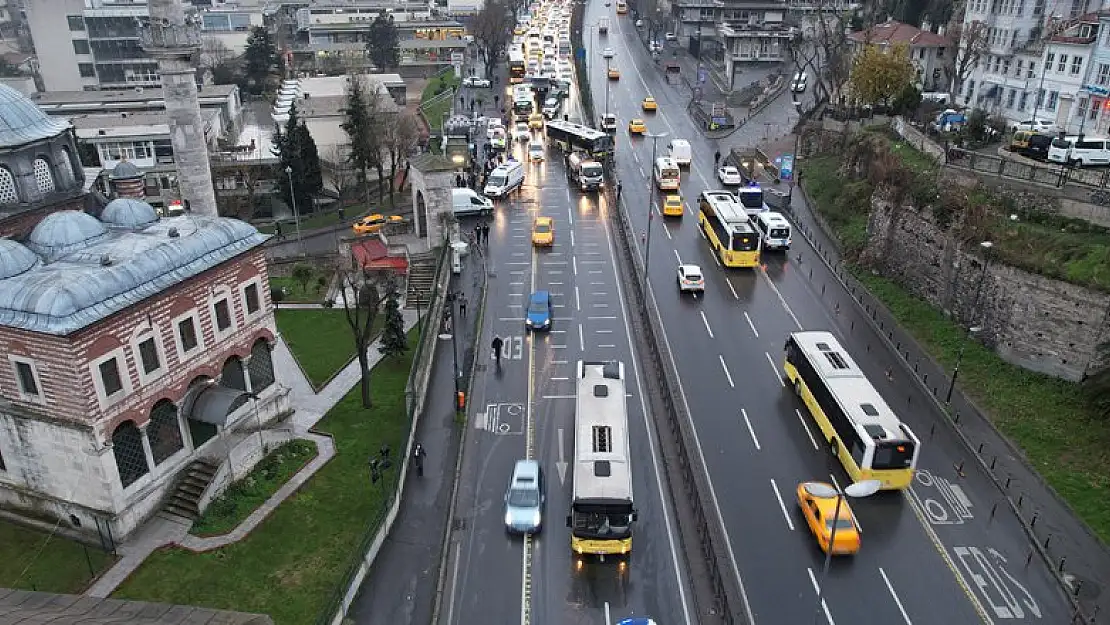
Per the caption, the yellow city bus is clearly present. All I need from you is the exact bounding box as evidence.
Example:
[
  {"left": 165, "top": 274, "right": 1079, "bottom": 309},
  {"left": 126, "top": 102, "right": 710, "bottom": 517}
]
[
  {"left": 784, "top": 331, "right": 921, "bottom": 490},
  {"left": 567, "top": 361, "right": 636, "bottom": 560},
  {"left": 697, "top": 190, "right": 760, "bottom": 268}
]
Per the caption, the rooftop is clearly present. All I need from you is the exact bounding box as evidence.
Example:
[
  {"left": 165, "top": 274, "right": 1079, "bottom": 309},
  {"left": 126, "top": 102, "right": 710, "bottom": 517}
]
[
  {"left": 847, "top": 18, "right": 951, "bottom": 47},
  {"left": 0, "top": 84, "right": 72, "bottom": 149},
  {"left": 31, "top": 84, "right": 238, "bottom": 109},
  {"left": 69, "top": 109, "right": 220, "bottom": 139},
  {"left": 0, "top": 204, "right": 269, "bottom": 336}
]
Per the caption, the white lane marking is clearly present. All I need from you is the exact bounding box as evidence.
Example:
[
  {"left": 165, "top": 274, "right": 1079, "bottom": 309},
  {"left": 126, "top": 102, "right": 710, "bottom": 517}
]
[
  {"left": 807, "top": 568, "right": 836, "bottom": 625},
  {"left": 578, "top": 324, "right": 585, "bottom": 351},
  {"left": 829, "top": 474, "right": 842, "bottom": 492},
  {"left": 726, "top": 278, "right": 739, "bottom": 300},
  {"left": 662, "top": 223, "right": 673, "bottom": 240},
  {"left": 795, "top": 409, "right": 819, "bottom": 450},
  {"left": 765, "top": 351, "right": 785, "bottom": 387},
  {"left": 743, "top": 311, "right": 759, "bottom": 338},
  {"left": 674, "top": 248, "right": 682, "bottom": 264},
  {"left": 769, "top": 479, "right": 794, "bottom": 530},
  {"left": 568, "top": 205, "right": 574, "bottom": 223},
  {"left": 588, "top": 316, "right": 617, "bottom": 320},
  {"left": 639, "top": 164, "right": 646, "bottom": 178},
  {"left": 542, "top": 394, "right": 575, "bottom": 399},
  {"left": 551, "top": 377, "right": 570, "bottom": 381},
  {"left": 758, "top": 268, "right": 803, "bottom": 330},
  {"left": 596, "top": 168, "right": 695, "bottom": 625},
  {"left": 570, "top": 230, "right": 576, "bottom": 247},
  {"left": 575, "top": 286, "right": 581, "bottom": 311},
  {"left": 604, "top": 602, "right": 611, "bottom": 625},
  {"left": 879, "top": 568, "right": 913, "bottom": 625},
  {"left": 718, "top": 355, "right": 735, "bottom": 388},
  {"left": 741, "top": 408, "right": 761, "bottom": 451},
  {"left": 572, "top": 257, "right": 579, "bottom": 275},
  {"left": 700, "top": 311, "right": 715, "bottom": 338},
  {"left": 446, "top": 542, "right": 461, "bottom": 625}
]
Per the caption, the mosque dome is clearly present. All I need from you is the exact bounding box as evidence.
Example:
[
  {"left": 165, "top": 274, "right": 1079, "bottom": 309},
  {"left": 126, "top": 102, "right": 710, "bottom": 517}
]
[
  {"left": 0, "top": 84, "right": 72, "bottom": 148},
  {"left": 0, "top": 238, "right": 39, "bottom": 280},
  {"left": 110, "top": 161, "right": 143, "bottom": 180},
  {"left": 25, "top": 210, "right": 109, "bottom": 258},
  {"left": 101, "top": 198, "right": 159, "bottom": 229}
]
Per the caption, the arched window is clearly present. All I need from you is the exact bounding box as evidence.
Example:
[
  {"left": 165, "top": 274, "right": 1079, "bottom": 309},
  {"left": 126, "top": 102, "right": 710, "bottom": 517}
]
[
  {"left": 221, "top": 356, "right": 247, "bottom": 391},
  {"left": 248, "top": 339, "right": 275, "bottom": 391},
  {"left": 112, "top": 420, "right": 149, "bottom": 488},
  {"left": 0, "top": 167, "right": 18, "bottom": 204},
  {"left": 57, "top": 148, "right": 75, "bottom": 184},
  {"left": 33, "top": 158, "right": 55, "bottom": 194},
  {"left": 148, "top": 400, "right": 184, "bottom": 465}
]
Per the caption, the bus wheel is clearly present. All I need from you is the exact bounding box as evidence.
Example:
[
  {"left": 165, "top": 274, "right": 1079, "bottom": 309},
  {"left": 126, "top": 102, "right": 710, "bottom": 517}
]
[{"left": 828, "top": 437, "right": 839, "bottom": 458}]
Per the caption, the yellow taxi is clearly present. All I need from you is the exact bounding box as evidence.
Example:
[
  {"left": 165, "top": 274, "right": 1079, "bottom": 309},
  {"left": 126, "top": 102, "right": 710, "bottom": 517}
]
[
  {"left": 515, "top": 26, "right": 526, "bottom": 35},
  {"left": 641, "top": 96, "right": 658, "bottom": 112},
  {"left": 662, "top": 194, "right": 684, "bottom": 217},
  {"left": 796, "top": 482, "right": 861, "bottom": 556},
  {"left": 352, "top": 213, "right": 403, "bottom": 235},
  {"left": 532, "top": 216, "right": 554, "bottom": 247},
  {"left": 628, "top": 118, "right": 646, "bottom": 134},
  {"left": 529, "top": 112, "right": 545, "bottom": 130},
  {"left": 608, "top": 68, "right": 620, "bottom": 80}
]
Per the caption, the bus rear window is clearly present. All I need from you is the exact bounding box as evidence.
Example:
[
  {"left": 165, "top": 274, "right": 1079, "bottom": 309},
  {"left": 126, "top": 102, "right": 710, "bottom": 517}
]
[
  {"left": 732, "top": 233, "right": 758, "bottom": 251},
  {"left": 769, "top": 227, "right": 790, "bottom": 239},
  {"left": 871, "top": 440, "right": 915, "bottom": 470}
]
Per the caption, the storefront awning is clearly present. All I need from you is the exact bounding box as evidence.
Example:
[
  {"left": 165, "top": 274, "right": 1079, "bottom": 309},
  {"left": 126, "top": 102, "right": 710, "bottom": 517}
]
[{"left": 182, "top": 383, "right": 251, "bottom": 426}]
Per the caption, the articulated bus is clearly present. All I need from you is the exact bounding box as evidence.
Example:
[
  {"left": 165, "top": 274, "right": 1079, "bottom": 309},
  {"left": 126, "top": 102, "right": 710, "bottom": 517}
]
[
  {"left": 509, "top": 51, "right": 527, "bottom": 83},
  {"left": 546, "top": 120, "right": 614, "bottom": 159},
  {"left": 697, "top": 190, "right": 760, "bottom": 267},
  {"left": 568, "top": 361, "right": 636, "bottom": 559},
  {"left": 784, "top": 331, "right": 921, "bottom": 490}
]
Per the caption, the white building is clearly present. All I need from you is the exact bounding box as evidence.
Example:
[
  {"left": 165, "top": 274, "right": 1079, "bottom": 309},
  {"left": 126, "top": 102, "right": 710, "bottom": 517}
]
[
  {"left": 672, "top": 0, "right": 793, "bottom": 88},
  {"left": 276, "top": 75, "right": 400, "bottom": 162},
  {"left": 199, "top": 2, "right": 266, "bottom": 59}
]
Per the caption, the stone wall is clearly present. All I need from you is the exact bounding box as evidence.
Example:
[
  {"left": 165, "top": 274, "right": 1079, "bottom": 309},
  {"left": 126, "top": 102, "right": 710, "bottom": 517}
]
[{"left": 864, "top": 194, "right": 1110, "bottom": 381}]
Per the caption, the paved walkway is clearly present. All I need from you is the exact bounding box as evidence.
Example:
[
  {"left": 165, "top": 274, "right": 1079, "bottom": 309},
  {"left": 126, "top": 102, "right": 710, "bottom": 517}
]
[{"left": 85, "top": 309, "right": 419, "bottom": 598}]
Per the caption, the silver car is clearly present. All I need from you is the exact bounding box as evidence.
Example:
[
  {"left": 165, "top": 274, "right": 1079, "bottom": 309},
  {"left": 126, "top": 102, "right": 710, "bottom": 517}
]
[{"left": 504, "top": 459, "right": 545, "bottom": 534}]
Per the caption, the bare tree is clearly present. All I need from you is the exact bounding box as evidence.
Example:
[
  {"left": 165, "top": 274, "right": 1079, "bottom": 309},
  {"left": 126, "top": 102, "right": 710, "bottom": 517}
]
[
  {"left": 326, "top": 144, "right": 358, "bottom": 202},
  {"left": 337, "top": 268, "right": 384, "bottom": 408},
  {"left": 382, "top": 111, "right": 420, "bottom": 204},
  {"left": 948, "top": 19, "right": 988, "bottom": 99},
  {"left": 472, "top": 0, "right": 513, "bottom": 77},
  {"left": 790, "top": 1, "right": 881, "bottom": 114},
  {"left": 201, "top": 38, "right": 234, "bottom": 69},
  {"left": 212, "top": 160, "right": 266, "bottom": 220}
]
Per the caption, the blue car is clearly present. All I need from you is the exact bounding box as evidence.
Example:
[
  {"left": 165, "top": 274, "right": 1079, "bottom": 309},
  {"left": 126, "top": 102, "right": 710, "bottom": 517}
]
[
  {"left": 617, "top": 619, "right": 657, "bottom": 625},
  {"left": 525, "top": 290, "right": 553, "bottom": 331}
]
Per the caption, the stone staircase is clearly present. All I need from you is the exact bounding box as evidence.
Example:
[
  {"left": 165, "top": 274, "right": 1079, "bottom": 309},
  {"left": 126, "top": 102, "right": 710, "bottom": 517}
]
[
  {"left": 405, "top": 251, "right": 439, "bottom": 310},
  {"left": 162, "top": 458, "right": 219, "bottom": 522}
]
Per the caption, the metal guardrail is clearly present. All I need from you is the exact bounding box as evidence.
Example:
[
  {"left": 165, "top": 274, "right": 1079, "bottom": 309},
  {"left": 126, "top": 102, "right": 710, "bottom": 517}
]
[
  {"left": 314, "top": 244, "right": 451, "bottom": 625},
  {"left": 569, "top": 5, "right": 744, "bottom": 619}
]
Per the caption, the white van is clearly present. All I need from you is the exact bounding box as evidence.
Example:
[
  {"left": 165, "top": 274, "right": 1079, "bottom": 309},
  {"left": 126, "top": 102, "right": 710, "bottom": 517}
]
[
  {"left": 1047, "top": 135, "right": 1110, "bottom": 166},
  {"left": 452, "top": 188, "right": 494, "bottom": 217},
  {"left": 668, "top": 139, "right": 692, "bottom": 166},
  {"left": 753, "top": 211, "right": 792, "bottom": 251},
  {"left": 484, "top": 160, "right": 525, "bottom": 197}
]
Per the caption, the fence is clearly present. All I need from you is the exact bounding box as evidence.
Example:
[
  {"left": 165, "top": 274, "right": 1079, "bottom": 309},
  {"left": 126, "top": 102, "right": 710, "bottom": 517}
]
[
  {"left": 766, "top": 185, "right": 1105, "bottom": 625},
  {"left": 571, "top": 14, "right": 744, "bottom": 621},
  {"left": 314, "top": 243, "right": 452, "bottom": 625}
]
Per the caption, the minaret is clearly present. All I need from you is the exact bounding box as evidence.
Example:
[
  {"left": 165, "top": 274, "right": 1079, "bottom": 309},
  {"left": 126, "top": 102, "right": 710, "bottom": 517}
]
[{"left": 139, "top": 0, "right": 219, "bottom": 217}]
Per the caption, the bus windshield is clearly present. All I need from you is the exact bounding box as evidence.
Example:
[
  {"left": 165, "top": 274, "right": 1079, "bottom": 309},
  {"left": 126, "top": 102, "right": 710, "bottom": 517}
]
[{"left": 871, "top": 440, "right": 916, "bottom": 470}]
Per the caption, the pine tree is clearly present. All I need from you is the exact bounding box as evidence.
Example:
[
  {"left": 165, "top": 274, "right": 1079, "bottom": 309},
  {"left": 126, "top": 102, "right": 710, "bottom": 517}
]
[
  {"left": 243, "top": 26, "right": 279, "bottom": 94},
  {"left": 295, "top": 122, "right": 324, "bottom": 200},
  {"left": 274, "top": 104, "right": 321, "bottom": 214},
  {"left": 379, "top": 278, "right": 408, "bottom": 359},
  {"left": 367, "top": 14, "right": 400, "bottom": 71},
  {"left": 341, "top": 76, "right": 385, "bottom": 206}
]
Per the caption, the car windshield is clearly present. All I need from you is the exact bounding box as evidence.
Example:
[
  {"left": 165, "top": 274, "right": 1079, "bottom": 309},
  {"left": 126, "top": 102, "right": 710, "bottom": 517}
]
[
  {"left": 684, "top": 270, "right": 702, "bottom": 281},
  {"left": 529, "top": 297, "right": 548, "bottom": 313},
  {"left": 534, "top": 224, "right": 550, "bottom": 233},
  {"left": 826, "top": 519, "right": 855, "bottom": 532},
  {"left": 488, "top": 174, "right": 506, "bottom": 186},
  {"left": 508, "top": 488, "right": 540, "bottom": 507},
  {"left": 723, "top": 167, "right": 738, "bottom": 175}
]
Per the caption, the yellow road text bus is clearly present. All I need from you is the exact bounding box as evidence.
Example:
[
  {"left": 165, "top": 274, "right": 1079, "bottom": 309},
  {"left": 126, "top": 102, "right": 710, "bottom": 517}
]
[
  {"left": 567, "top": 361, "right": 636, "bottom": 560},
  {"left": 697, "top": 190, "right": 760, "bottom": 267},
  {"left": 783, "top": 331, "right": 921, "bottom": 490}
]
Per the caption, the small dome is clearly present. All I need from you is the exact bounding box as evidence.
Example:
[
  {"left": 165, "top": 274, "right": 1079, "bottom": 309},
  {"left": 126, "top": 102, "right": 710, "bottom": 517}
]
[
  {"left": 101, "top": 198, "right": 158, "bottom": 228},
  {"left": 26, "top": 210, "right": 109, "bottom": 258},
  {"left": 0, "top": 239, "right": 38, "bottom": 280},
  {"left": 0, "top": 84, "right": 71, "bottom": 149},
  {"left": 110, "top": 160, "right": 143, "bottom": 180}
]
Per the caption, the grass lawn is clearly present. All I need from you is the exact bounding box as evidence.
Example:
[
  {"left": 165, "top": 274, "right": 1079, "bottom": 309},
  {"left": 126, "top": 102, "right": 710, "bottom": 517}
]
[
  {"left": 799, "top": 155, "right": 871, "bottom": 255},
  {"left": 256, "top": 211, "right": 346, "bottom": 235},
  {"left": 0, "top": 520, "right": 115, "bottom": 593},
  {"left": 853, "top": 271, "right": 1110, "bottom": 543},
  {"left": 190, "top": 439, "right": 318, "bottom": 537},
  {"left": 420, "top": 73, "right": 460, "bottom": 132},
  {"left": 111, "top": 328, "right": 419, "bottom": 624},
  {"left": 276, "top": 309, "right": 384, "bottom": 389},
  {"left": 270, "top": 274, "right": 329, "bottom": 304}
]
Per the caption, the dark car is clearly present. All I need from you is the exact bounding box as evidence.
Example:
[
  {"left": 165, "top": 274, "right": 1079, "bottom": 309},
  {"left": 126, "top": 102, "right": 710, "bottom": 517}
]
[
  {"left": 525, "top": 290, "right": 553, "bottom": 331},
  {"left": 1023, "top": 133, "right": 1053, "bottom": 160}
]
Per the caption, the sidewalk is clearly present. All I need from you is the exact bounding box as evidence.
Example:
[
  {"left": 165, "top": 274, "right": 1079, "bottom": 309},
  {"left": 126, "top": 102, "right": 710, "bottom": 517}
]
[
  {"left": 347, "top": 244, "right": 486, "bottom": 624},
  {"left": 779, "top": 153, "right": 1110, "bottom": 621},
  {"left": 85, "top": 310, "right": 419, "bottom": 599}
]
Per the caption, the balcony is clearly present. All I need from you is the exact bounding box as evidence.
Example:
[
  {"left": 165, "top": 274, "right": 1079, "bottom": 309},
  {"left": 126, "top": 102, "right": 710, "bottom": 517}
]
[
  {"left": 718, "top": 21, "right": 794, "bottom": 38},
  {"left": 139, "top": 22, "right": 203, "bottom": 52}
]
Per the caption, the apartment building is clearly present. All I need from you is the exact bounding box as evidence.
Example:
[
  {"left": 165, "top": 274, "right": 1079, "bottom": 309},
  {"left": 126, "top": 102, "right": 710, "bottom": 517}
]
[
  {"left": 23, "top": 0, "right": 263, "bottom": 92},
  {"left": 671, "top": 0, "right": 793, "bottom": 87}
]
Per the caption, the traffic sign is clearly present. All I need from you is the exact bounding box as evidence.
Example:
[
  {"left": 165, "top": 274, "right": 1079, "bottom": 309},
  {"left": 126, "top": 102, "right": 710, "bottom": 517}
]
[{"left": 780, "top": 153, "right": 794, "bottom": 180}]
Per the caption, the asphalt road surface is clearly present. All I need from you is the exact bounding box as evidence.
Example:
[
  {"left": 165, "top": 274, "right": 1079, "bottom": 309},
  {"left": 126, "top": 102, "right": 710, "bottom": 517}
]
[
  {"left": 582, "top": 4, "right": 1075, "bottom": 625},
  {"left": 437, "top": 87, "right": 694, "bottom": 625}
]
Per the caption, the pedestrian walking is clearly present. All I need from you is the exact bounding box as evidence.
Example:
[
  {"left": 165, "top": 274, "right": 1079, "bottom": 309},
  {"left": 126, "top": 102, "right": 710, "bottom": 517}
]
[
  {"left": 460, "top": 295, "right": 468, "bottom": 319},
  {"left": 413, "top": 443, "right": 426, "bottom": 477},
  {"left": 274, "top": 221, "right": 284, "bottom": 239},
  {"left": 714, "top": 150, "right": 721, "bottom": 166},
  {"left": 617, "top": 181, "right": 623, "bottom": 201},
  {"left": 484, "top": 223, "right": 491, "bottom": 245},
  {"left": 474, "top": 224, "right": 482, "bottom": 244},
  {"left": 491, "top": 335, "right": 504, "bottom": 369}
]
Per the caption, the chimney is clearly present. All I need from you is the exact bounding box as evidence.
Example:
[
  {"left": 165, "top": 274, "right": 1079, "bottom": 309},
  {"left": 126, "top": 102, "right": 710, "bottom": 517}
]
[{"left": 922, "top": 19, "right": 932, "bottom": 33}]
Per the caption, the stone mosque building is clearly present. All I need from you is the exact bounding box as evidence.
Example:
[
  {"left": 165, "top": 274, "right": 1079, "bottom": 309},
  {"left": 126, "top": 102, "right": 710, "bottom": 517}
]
[{"left": 0, "top": 79, "right": 288, "bottom": 543}]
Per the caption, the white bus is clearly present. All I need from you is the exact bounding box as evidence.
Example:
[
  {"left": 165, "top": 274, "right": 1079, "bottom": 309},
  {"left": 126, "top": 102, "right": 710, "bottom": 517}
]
[
  {"left": 654, "top": 157, "right": 680, "bottom": 190},
  {"left": 753, "top": 211, "right": 792, "bottom": 251},
  {"left": 567, "top": 361, "right": 636, "bottom": 559},
  {"left": 783, "top": 331, "right": 921, "bottom": 490}
]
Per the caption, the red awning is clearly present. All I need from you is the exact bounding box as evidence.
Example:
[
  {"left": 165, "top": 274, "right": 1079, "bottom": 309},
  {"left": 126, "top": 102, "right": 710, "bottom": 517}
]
[{"left": 351, "top": 239, "right": 408, "bottom": 273}]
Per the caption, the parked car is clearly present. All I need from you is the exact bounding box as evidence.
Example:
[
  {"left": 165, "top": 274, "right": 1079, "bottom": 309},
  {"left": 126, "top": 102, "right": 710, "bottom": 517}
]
[
  {"left": 717, "top": 165, "right": 743, "bottom": 185},
  {"left": 463, "top": 76, "right": 492, "bottom": 88}
]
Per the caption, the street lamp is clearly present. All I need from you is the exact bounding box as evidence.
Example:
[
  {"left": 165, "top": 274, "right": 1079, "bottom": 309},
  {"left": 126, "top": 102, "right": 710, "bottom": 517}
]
[
  {"left": 284, "top": 165, "right": 305, "bottom": 256},
  {"left": 604, "top": 56, "right": 612, "bottom": 116},
  {"left": 643, "top": 131, "right": 669, "bottom": 290},
  {"left": 438, "top": 291, "right": 461, "bottom": 409},
  {"left": 811, "top": 479, "right": 882, "bottom": 625},
  {"left": 945, "top": 240, "right": 994, "bottom": 404}
]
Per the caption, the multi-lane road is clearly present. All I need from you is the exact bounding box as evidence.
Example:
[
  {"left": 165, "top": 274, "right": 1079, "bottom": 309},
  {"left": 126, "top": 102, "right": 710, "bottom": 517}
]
[
  {"left": 438, "top": 87, "right": 693, "bottom": 625},
  {"left": 582, "top": 4, "right": 1075, "bottom": 625}
]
